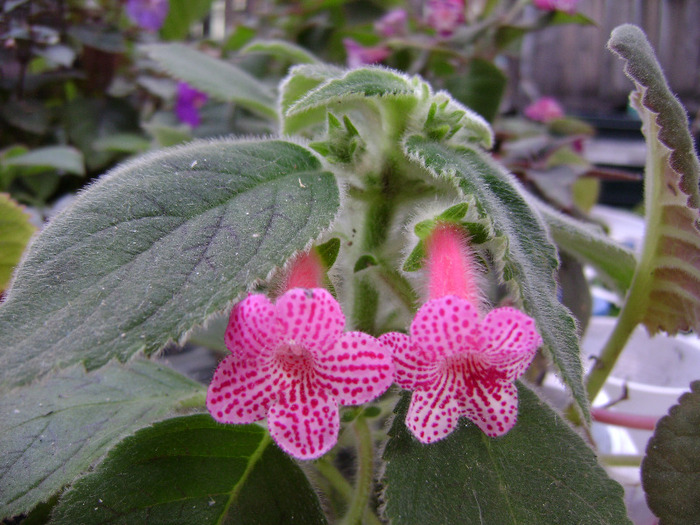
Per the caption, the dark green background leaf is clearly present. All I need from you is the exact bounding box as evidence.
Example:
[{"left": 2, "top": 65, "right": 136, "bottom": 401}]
[
  {"left": 52, "top": 415, "right": 328, "bottom": 525},
  {"left": 444, "top": 59, "right": 507, "bottom": 123},
  {"left": 0, "top": 360, "right": 203, "bottom": 519},
  {"left": 642, "top": 380, "right": 700, "bottom": 524},
  {"left": 0, "top": 139, "right": 339, "bottom": 389},
  {"left": 160, "top": 0, "right": 216, "bottom": 40},
  {"left": 383, "top": 385, "right": 630, "bottom": 524},
  {"left": 403, "top": 137, "right": 587, "bottom": 416}
]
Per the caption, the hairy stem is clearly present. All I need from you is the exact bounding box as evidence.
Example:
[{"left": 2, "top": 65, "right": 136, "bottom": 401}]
[
  {"left": 342, "top": 416, "right": 375, "bottom": 525},
  {"left": 599, "top": 454, "right": 643, "bottom": 467}
]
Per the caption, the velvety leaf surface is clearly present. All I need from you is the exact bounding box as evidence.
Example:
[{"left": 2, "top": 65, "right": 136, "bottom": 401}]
[
  {"left": 144, "top": 43, "right": 276, "bottom": 119},
  {"left": 0, "top": 193, "right": 35, "bottom": 291},
  {"left": 51, "top": 415, "right": 328, "bottom": 525},
  {"left": 0, "top": 360, "right": 203, "bottom": 519},
  {"left": 279, "top": 64, "right": 344, "bottom": 135},
  {"left": 285, "top": 67, "right": 417, "bottom": 117},
  {"left": 383, "top": 386, "right": 630, "bottom": 525},
  {"left": 608, "top": 24, "right": 700, "bottom": 335},
  {"left": 642, "top": 380, "right": 700, "bottom": 524},
  {"left": 0, "top": 139, "right": 339, "bottom": 389},
  {"left": 403, "top": 137, "right": 587, "bottom": 416},
  {"left": 537, "top": 202, "right": 637, "bottom": 293}
]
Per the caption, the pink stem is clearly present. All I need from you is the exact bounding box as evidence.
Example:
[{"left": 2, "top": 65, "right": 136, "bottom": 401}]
[{"left": 591, "top": 407, "right": 658, "bottom": 430}]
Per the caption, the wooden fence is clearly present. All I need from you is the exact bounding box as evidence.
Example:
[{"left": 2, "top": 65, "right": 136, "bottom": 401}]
[{"left": 517, "top": 0, "right": 700, "bottom": 115}]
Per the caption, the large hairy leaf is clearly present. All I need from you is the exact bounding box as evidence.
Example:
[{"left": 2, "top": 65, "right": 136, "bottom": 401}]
[
  {"left": 51, "top": 415, "right": 328, "bottom": 524},
  {"left": 144, "top": 43, "right": 277, "bottom": 119},
  {"left": 608, "top": 24, "right": 700, "bottom": 335},
  {"left": 0, "top": 139, "right": 339, "bottom": 389},
  {"left": 0, "top": 194, "right": 35, "bottom": 291},
  {"left": 0, "top": 360, "right": 203, "bottom": 519},
  {"left": 403, "top": 137, "right": 587, "bottom": 416},
  {"left": 382, "top": 386, "right": 630, "bottom": 524},
  {"left": 642, "top": 381, "right": 700, "bottom": 524}
]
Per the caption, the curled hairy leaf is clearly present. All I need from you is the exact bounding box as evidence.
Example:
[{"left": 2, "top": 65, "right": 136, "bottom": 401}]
[{"left": 608, "top": 24, "right": 700, "bottom": 335}]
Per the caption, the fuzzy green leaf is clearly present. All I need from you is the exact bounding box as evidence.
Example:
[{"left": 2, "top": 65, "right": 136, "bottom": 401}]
[
  {"left": 241, "top": 39, "right": 320, "bottom": 64},
  {"left": 279, "top": 64, "right": 344, "bottom": 135},
  {"left": 0, "top": 360, "right": 203, "bottom": 519},
  {"left": 51, "top": 415, "right": 328, "bottom": 524},
  {"left": 0, "top": 139, "right": 339, "bottom": 389},
  {"left": 0, "top": 193, "right": 35, "bottom": 291},
  {"left": 608, "top": 24, "right": 700, "bottom": 335},
  {"left": 642, "top": 380, "right": 700, "bottom": 524},
  {"left": 143, "top": 43, "right": 276, "bottom": 119},
  {"left": 403, "top": 137, "right": 587, "bottom": 416},
  {"left": 383, "top": 385, "right": 630, "bottom": 525},
  {"left": 537, "top": 202, "right": 637, "bottom": 293},
  {"left": 285, "top": 67, "right": 417, "bottom": 118}
]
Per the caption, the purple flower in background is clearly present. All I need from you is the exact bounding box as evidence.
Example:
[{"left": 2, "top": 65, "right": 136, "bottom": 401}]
[
  {"left": 375, "top": 8, "right": 409, "bottom": 38},
  {"left": 342, "top": 38, "right": 391, "bottom": 68},
  {"left": 175, "top": 82, "right": 207, "bottom": 127},
  {"left": 532, "top": 0, "right": 579, "bottom": 14},
  {"left": 125, "top": 0, "right": 169, "bottom": 31},
  {"left": 424, "top": 0, "right": 465, "bottom": 38},
  {"left": 524, "top": 96, "right": 565, "bottom": 122}
]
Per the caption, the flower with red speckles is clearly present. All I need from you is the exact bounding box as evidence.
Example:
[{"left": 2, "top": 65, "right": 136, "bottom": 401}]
[
  {"left": 343, "top": 38, "right": 391, "bottom": 69},
  {"left": 375, "top": 8, "right": 409, "bottom": 38},
  {"left": 175, "top": 82, "right": 207, "bottom": 127},
  {"left": 125, "top": 0, "right": 169, "bottom": 31},
  {"left": 532, "top": 0, "right": 579, "bottom": 14},
  {"left": 424, "top": 0, "right": 465, "bottom": 38},
  {"left": 207, "top": 288, "right": 393, "bottom": 460},
  {"left": 524, "top": 96, "right": 565, "bottom": 123},
  {"left": 380, "top": 296, "right": 541, "bottom": 442}
]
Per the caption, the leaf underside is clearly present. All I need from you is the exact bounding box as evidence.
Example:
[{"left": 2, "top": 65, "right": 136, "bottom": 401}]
[
  {"left": 51, "top": 415, "right": 328, "bottom": 525},
  {"left": 642, "top": 380, "right": 700, "bottom": 525},
  {"left": 608, "top": 24, "right": 700, "bottom": 335},
  {"left": 403, "top": 137, "right": 587, "bottom": 417},
  {"left": 0, "top": 139, "right": 339, "bottom": 389},
  {"left": 0, "top": 360, "right": 203, "bottom": 519},
  {"left": 382, "top": 385, "right": 630, "bottom": 525}
]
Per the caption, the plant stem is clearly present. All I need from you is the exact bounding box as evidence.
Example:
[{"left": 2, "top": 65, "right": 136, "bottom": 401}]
[
  {"left": 591, "top": 407, "right": 658, "bottom": 431},
  {"left": 585, "top": 301, "right": 639, "bottom": 402},
  {"left": 316, "top": 458, "right": 383, "bottom": 525},
  {"left": 599, "top": 454, "right": 644, "bottom": 468},
  {"left": 342, "top": 416, "right": 375, "bottom": 525}
]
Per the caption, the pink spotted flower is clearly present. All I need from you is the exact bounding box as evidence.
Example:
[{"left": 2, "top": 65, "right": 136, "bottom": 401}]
[
  {"left": 533, "top": 0, "right": 579, "bottom": 14},
  {"left": 524, "top": 96, "right": 565, "bottom": 123},
  {"left": 207, "top": 288, "right": 393, "bottom": 460},
  {"left": 343, "top": 38, "right": 391, "bottom": 69},
  {"left": 424, "top": 0, "right": 465, "bottom": 38},
  {"left": 380, "top": 223, "right": 541, "bottom": 442}
]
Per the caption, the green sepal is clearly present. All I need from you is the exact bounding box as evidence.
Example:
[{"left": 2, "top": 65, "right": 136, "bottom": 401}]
[
  {"left": 309, "top": 113, "right": 366, "bottom": 164},
  {"left": 354, "top": 254, "right": 379, "bottom": 273},
  {"left": 314, "top": 237, "right": 341, "bottom": 270}
]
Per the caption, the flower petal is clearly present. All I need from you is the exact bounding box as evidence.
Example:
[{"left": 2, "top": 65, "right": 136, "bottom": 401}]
[
  {"left": 380, "top": 332, "right": 438, "bottom": 389},
  {"left": 206, "top": 354, "right": 278, "bottom": 424},
  {"left": 410, "top": 295, "right": 481, "bottom": 360},
  {"left": 225, "top": 294, "right": 280, "bottom": 359},
  {"left": 316, "top": 331, "right": 393, "bottom": 405},
  {"left": 274, "top": 288, "right": 345, "bottom": 355},
  {"left": 481, "top": 307, "right": 541, "bottom": 381},
  {"left": 405, "top": 374, "right": 462, "bottom": 444},
  {"left": 461, "top": 381, "right": 519, "bottom": 437},
  {"left": 268, "top": 380, "right": 338, "bottom": 460}
]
